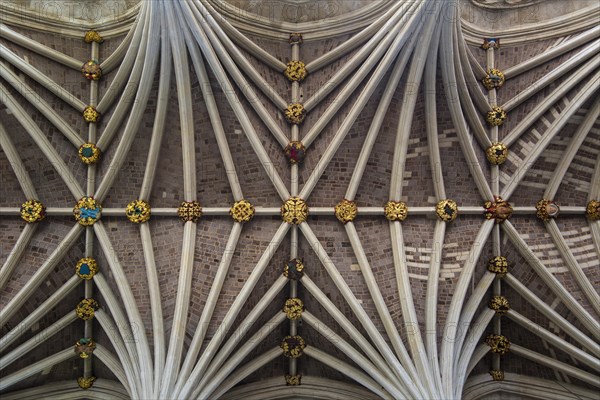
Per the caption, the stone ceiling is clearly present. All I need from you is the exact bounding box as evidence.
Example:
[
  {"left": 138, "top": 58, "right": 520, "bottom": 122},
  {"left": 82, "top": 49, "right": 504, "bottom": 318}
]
[{"left": 0, "top": 0, "right": 599, "bottom": 399}]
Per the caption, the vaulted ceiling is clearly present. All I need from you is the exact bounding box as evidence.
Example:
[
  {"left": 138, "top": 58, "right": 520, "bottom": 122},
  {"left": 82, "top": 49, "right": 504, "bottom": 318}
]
[{"left": 0, "top": 1, "right": 599, "bottom": 399}]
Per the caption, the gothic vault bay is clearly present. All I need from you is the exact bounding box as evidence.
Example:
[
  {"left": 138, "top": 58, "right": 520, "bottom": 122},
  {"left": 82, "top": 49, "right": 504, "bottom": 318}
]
[{"left": 0, "top": 0, "right": 599, "bottom": 399}]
